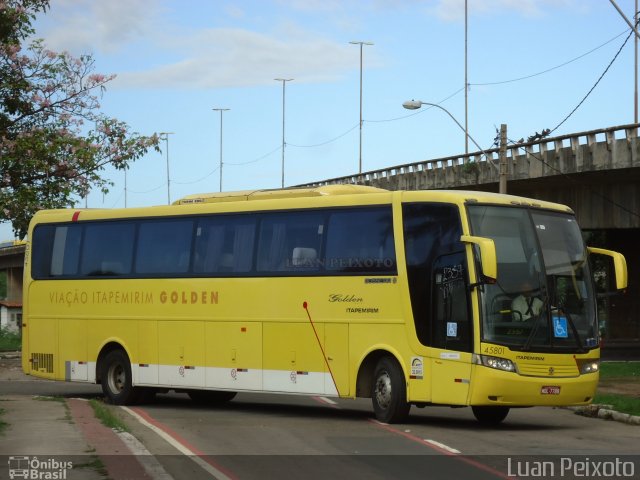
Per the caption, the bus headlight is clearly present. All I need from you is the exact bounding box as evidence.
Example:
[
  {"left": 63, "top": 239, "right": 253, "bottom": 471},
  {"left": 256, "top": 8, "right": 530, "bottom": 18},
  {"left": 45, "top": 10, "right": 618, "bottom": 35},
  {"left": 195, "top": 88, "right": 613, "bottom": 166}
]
[
  {"left": 577, "top": 359, "right": 599, "bottom": 374},
  {"left": 474, "top": 354, "right": 516, "bottom": 373}
]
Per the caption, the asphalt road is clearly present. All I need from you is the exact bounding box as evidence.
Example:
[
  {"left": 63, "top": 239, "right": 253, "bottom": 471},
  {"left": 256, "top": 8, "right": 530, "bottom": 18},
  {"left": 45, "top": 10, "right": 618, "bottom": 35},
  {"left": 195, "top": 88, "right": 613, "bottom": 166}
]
[{"left": 2, "top": 371, "right": 638, "bottom": 479}]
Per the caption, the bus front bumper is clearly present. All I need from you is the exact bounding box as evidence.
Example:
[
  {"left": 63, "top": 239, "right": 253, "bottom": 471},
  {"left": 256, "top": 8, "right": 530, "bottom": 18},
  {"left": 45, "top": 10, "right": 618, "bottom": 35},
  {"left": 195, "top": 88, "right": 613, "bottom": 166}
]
[{"left": 469, "top": 366, "right": 599, "bottom": 407}]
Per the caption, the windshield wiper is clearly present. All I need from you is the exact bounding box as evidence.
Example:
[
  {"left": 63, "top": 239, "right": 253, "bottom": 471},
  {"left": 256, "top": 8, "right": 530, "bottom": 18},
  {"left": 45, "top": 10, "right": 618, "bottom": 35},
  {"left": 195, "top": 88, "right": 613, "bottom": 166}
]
[
  {"left": 521, "top": 299, "right": 548, "bottom": 351},
  {"left": 563, "top": 311, "right": 586, "bottom": 353}
]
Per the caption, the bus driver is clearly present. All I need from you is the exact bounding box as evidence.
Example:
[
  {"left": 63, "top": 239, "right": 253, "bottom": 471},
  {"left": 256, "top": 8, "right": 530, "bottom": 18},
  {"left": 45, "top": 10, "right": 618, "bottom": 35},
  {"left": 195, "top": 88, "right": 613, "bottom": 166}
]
[{"left": 512, "top": 281, "right": 543, "bottom": 321}]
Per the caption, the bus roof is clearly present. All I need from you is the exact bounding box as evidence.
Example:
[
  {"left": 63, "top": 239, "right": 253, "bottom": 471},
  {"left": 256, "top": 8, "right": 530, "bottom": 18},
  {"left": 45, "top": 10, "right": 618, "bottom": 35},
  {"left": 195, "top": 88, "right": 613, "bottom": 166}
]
[
  {"left": 29, "top": 187, "right": 573, "bottom": 228},
  {"left": 172, "top": 185, "right": 387, "bottom": 205}
]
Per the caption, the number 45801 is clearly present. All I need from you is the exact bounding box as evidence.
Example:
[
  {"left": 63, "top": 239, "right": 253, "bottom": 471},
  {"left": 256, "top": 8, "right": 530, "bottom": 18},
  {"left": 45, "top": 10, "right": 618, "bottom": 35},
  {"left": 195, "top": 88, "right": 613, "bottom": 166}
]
[{"left": 483, "top": 345, "right": 505, "bottom": 356}]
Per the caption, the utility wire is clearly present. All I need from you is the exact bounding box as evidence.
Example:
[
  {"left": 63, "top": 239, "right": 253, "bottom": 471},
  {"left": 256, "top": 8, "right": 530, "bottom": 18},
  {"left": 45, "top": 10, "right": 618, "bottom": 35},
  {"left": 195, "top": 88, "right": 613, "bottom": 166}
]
[
  {"left": 128, "top": 183, "right": 165, "bottom": 194},
  {"left": 173, "top": 166, "right": 219, "bottom": 185},
  {"left": 548, "top": 25, "right": 635, "bottom": 136},
  {"left": 508, "top": 138, "right": 640, "bottom": 220},
  {"left": 364, "top": 86, "right": 466, "bottom": 124},
  {"left": 471, "top": 28, "right": 629, "bottom": 86},
  {"left": 288, "top": 124, "right": 359, "bottom": 148},
  {"left": 226, "top": 145, "right": 281, "bottom": 165}
]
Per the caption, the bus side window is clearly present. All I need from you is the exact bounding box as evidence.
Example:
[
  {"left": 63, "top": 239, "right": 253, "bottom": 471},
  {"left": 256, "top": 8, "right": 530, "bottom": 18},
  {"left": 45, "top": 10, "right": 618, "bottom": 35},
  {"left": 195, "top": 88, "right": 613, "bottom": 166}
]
[
  {"left": 256, "top": 211, "right": 324, "bottom": 274},
  {"left": 135, "top": 219, "right": 194, "bottom": 275},
  {"left": 193, "top": 216, "right": 256, "bottom": 275},
  {"left": 80, "top": 223, "right": 135, "bottom": 276},
  {"left": 33, "top": 224, "right": 82, "bottom": 278},
  {"left": 325, "top": 207, "right": 396, "bottom": 273}
]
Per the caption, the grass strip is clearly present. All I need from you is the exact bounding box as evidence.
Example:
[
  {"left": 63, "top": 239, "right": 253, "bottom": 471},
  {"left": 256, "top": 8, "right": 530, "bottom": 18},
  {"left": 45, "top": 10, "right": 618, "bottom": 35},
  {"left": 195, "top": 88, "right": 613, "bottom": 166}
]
[
  {"left": 89, "top": 398, "right": 129, "bottom": 433},
  {"left": 593, "top": 393, "right": 640, "bottom": 417},
  {"left": 599, "top": 361, "right": 640, "bottom": 379}
]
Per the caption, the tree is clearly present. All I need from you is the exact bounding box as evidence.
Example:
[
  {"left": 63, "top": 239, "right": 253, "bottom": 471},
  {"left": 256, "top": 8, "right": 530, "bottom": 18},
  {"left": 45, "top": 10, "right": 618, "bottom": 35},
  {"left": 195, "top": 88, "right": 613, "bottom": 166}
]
[{"left": 0, "top": 0, "right": 160, "bottom": 238}]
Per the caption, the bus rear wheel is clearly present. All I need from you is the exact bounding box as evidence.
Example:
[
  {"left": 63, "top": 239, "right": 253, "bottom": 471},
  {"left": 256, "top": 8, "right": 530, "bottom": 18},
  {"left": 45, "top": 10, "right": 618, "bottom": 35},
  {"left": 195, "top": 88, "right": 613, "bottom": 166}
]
[
  {"left": 371, "top": 357, "right": 410, "bottom": 423},
  {"left": 100, "top": 349, "right": 141, "bottom": 405},
  {"left": 188, "top": 390, "right": 237, "bottom": 404},
  {"left": 472, "top": 406, "right": 510, "bottom": 425}
]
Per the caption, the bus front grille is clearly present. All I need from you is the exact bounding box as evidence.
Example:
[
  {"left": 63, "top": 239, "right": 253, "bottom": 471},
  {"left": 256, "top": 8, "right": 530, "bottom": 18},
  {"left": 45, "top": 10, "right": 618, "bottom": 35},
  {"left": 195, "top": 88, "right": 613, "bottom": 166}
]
[
  {"left": 517, "top": 363, "right": 578, "bottom": 378},
  {"left": 31, "top": 353, "right": 54, "bottom": 373}
]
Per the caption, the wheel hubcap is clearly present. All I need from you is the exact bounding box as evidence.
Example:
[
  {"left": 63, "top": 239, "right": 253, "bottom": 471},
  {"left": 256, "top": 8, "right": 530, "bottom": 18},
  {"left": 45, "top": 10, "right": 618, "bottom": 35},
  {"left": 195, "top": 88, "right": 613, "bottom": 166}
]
[
  {"left": 375, "top": 370, "right": 392, "bottom": 409},
  {"left": 108, "top": 364, "right": 125, "bottom": 393}
]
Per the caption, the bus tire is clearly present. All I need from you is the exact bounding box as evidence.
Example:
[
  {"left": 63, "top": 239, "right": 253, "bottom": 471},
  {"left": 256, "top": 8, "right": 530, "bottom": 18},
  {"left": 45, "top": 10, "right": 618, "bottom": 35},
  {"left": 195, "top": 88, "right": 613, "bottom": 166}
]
[
  {"left": 188, "top": 390, "right": 237, "bottom": 404},
  {"left": 472, "top": 406, "right": 510, "bottom": 425},
  {"left": 100, "top": 349, "right": 140, "bottom": 405},
  {"left": 371, "top": 357, "right": 410, "bottom": 423}
]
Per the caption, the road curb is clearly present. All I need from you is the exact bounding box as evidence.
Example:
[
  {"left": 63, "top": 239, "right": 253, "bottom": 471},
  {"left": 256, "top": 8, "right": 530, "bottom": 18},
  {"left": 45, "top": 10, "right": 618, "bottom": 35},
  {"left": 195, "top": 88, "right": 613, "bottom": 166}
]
[
  {"left": 0, "top": 351, "right": 21, "bottom": 359},
  {"left": 567, "top": 405, "right": 640, "bottom": 426},
  {"left": 67, "top": 398, "right": 153, "bottom": 479}
]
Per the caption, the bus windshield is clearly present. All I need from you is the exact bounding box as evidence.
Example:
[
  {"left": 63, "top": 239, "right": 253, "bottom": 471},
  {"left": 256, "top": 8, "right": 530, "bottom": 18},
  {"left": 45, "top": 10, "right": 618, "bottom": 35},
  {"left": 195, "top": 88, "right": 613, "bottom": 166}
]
[{"left": 468, "top": 205, "right": 598, "bottom": 352}]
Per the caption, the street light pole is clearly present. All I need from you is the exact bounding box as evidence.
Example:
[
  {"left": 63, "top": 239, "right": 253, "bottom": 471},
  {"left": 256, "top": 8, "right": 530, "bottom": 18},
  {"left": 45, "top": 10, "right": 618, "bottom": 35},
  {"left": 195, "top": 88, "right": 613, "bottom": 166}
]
[
  {"left": 402, "top": 99, "right": 504, "bottom": 191},
  {"left": 275, "top": 78, "right": 293, "bottom": 188},
  {"left": 212, "top": 108, "right": 229, "bottom": 192},
  {"left": 159, "top": 132, "right": 174, "bottom": 204},
  {"left": 464, "top": 0, "right": 469, "bottom": 154},
  {"left": 349, "top": 41, "right": 374, "bottom": 174}
]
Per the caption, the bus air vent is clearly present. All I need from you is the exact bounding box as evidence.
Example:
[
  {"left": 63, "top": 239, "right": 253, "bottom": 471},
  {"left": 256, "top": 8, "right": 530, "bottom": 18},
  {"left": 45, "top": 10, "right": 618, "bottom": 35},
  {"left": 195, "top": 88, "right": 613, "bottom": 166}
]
[{"left": 31, "top": 353, "right": 54, "bottom": 373}]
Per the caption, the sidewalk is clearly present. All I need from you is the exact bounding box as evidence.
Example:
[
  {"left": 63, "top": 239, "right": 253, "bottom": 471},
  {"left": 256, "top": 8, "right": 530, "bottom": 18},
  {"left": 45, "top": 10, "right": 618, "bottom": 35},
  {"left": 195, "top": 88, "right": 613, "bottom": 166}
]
[{"left": 0, "top": 352, "right": 156, "bottom": 479}]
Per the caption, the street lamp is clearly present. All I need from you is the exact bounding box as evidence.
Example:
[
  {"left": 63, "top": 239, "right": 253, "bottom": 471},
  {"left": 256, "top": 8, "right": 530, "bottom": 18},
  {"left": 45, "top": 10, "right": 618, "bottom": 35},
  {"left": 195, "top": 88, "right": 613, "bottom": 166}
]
[
  {"left": 402, "top": 100, "right": 489, "bottom": 160},
  {"left": 212, "top": 108, "right": 229, "bottom": 192},
  {"left": 159, "top": 132, "right": 174, "bottom": 204},
  {"left": 402, "top": 100, "right": 504, "bottom": 190},
  {"left": 349, "top": 41, "right": 374, "bottom": 174},
  {"left": 275, "top": 78, "right": 293, "bottom": 188}
]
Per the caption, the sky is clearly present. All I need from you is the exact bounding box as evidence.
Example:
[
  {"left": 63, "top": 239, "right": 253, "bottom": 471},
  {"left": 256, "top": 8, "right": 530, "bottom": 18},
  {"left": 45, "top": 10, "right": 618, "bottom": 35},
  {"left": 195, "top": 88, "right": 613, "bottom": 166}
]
[{"left": 2, "top": 0, "right": 638, "bottom": 238}]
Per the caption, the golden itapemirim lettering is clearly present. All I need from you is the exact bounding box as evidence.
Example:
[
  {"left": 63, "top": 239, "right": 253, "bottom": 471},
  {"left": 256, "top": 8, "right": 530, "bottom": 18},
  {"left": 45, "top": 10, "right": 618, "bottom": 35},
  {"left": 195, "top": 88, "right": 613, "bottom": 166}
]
[
  {"left": 48, "top": 290, "right": 218, "bottom": 306},
  {"left": 159, "top": 290, "right": 219, "bottom": 305}
]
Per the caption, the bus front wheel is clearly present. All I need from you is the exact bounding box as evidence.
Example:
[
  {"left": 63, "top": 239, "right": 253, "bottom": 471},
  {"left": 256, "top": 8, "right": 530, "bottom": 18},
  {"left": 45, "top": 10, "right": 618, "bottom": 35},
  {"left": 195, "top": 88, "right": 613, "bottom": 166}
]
[
  {"left": 371, "top": 357, "right": 410, "bottom": 423},
  {"left": 472, "top": 406, "right": 510, "bottom": 425},
  {"left": 100, "top": 349, "right": 140, "bottom": 405}
]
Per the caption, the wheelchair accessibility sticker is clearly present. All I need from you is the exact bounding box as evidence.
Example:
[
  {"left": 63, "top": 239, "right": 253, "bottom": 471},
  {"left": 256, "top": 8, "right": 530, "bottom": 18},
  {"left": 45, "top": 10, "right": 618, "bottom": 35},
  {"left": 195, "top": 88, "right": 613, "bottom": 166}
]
[{"left": 553, "top": 315, "right": 568, "bottom": 338}]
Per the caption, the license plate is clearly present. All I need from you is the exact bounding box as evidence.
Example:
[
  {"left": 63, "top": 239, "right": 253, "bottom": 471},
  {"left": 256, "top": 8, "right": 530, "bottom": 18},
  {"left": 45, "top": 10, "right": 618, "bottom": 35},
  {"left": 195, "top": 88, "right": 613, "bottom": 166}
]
[{"left": 541, "top": 386, "right": 561, "bottom": 395}]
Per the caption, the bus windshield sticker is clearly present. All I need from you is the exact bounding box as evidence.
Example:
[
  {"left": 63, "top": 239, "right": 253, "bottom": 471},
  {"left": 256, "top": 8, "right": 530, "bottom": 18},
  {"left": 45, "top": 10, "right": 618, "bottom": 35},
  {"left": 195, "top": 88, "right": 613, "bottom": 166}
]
[
  {"left": 447, "top": 322, "right": 458, "bottom": 337},
  {"left": 552, "top": 316, "right": 569, "bottom": 338}
]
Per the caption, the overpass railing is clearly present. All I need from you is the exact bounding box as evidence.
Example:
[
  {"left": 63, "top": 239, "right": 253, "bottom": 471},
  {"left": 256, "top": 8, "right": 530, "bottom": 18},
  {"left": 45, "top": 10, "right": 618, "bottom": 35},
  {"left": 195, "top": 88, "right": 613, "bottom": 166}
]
[{"left": 300, "top": 123, "right": 639, "bottom": 187}]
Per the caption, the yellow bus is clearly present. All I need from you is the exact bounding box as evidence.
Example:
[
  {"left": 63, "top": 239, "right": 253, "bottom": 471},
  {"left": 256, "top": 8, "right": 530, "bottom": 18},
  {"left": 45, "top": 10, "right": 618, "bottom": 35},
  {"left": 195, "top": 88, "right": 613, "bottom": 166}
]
[{"left": 22, "top": 186, "right": 627, "bottom": 424}]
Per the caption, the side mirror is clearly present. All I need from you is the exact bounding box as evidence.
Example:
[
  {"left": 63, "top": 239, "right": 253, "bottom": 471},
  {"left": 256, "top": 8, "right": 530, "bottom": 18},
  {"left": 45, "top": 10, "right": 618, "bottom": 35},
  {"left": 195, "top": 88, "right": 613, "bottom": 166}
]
[
  {"left": 461, "top": 234, "right": 497, "bottom": 283},
  {"left": 587, "top": 247, "right": 628, "bottom": 291}
]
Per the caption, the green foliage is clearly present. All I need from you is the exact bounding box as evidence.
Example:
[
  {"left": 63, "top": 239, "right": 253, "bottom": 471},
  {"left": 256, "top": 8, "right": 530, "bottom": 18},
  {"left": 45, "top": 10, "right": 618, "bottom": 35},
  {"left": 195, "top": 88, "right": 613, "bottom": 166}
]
[
  {"left": 599, "top": 362, "right": 640, "bottom": 379},
  {"left": 596, "top": 362, "right": 640, "bottom": 417},
  {"left": 88, "top": 398, "right": 129, "bottom": 432},
  {"left": 1, "top": 1, "right": 160, "bottom": 238},
  {"left": 593, "top": 393, "right": 640, "bottom": 417},
  {"left": 0, "top": 326, "right": 20, "bottom": 351}
]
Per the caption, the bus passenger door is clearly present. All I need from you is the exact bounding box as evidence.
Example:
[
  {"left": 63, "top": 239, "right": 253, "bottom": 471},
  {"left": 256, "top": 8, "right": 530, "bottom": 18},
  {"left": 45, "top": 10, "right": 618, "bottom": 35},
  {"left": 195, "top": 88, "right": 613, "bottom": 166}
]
[{"left": 430, "top": 252, "right": 473, "bottom": 405}]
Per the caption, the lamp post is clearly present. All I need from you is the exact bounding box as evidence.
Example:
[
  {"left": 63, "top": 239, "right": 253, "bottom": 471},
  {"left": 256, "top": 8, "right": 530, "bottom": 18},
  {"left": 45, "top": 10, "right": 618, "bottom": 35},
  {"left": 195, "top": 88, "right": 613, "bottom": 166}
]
[
  {"left": 402, "top": 100, "right": 505, "bottom": 192},
  {"left": 464, "top": 0, "right": 469, "bottom": 154},
  {"left": 349, "top": 41, "right": 374, "bottom": 174},
  {"left": 212, "top": 108, "right": 229, "bottom": 192},
  {"left": 274, "top": 78, "right": 293, "bottom": 188},
  {"left": 159, "top": 132, "right": 174, "bottom": 204}
]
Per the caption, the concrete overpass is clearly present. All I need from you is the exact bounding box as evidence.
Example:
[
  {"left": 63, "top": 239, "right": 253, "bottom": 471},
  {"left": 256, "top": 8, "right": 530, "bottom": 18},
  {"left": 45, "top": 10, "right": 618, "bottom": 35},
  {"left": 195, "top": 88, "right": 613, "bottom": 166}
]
[{"left": 303, "top": 123, "right": 640, "bottom": 354}]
